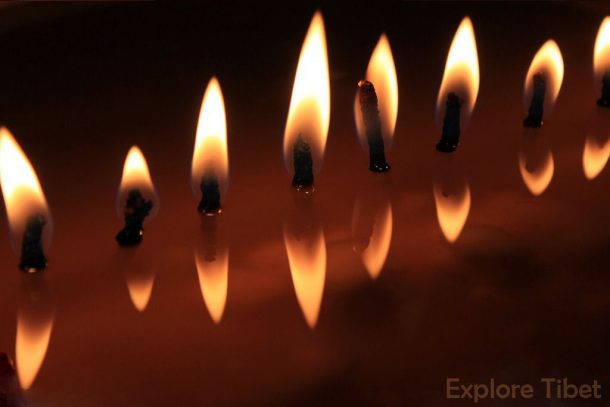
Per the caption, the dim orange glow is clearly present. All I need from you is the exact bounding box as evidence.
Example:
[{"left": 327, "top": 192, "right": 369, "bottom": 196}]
[
  {"left": 283, "top": 11, "right": 330, "bottom": 173},
  {"left": 191, "top": 77, "right": 229, "bottom": 194},
  {"left": 361, "top": 202, "right": 392, "bottom": 279},
  {"left": 433, "top": 183, "right": 471, "bottom": 243},
  {"left": 195, "top": 249, "right": 229, "bottom": 324},
  {"left": 117, "top": 146, "right": 158, "bottom": 216},
  {"left": 0, "top": 127, "right": 51, "bottom": 249},
  {"left": 519, "top": 150, "right": 554, "bottom": 196},
  {"left": 436, "top": 17, "right": 480, "bottom": 124},
  {"left": 125, "top": 271, "right": 155, "bottom": 312},
  {"left": 523, "top": 40, "right": 564, "bottom": 113},
  {"left": 582, "top": 134, "right": 610, "bottom": 180},
  {"left": 354, "top": 33, "right": 398, "bottom": 149},
  {"left": 283, "top": 226, "right": 326, "bottom": 329},
  {"left": 594, "top": 17, "right": 610, "bottom": 80}
]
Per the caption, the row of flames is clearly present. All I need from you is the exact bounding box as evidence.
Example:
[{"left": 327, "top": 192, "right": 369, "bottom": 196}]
[{"left": 2, "top": 12, "right": 610, "bottom": 394}]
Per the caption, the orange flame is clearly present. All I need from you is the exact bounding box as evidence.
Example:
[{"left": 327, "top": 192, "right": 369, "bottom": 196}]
[
  {"left": 125, "top": 270, "right": 155, "bottom": 312},
  {"left": 433, "top": 183, "right": 471, "bottom": 243},
  {"left": 195, "top": 249, "right": 229, "bottom": 324},
  {"left": 594, "top": 17, "right": 610, "bottom": 80},
  {"left": 519, "top": 150, "right": 554, "bottom": 196},
  {"left": 283, "top": 11, "right": 330, "bottom": 174},
  {"left": 361, "top": 202, "right": 393, "bottom": 279},
  {"left": 0, "top": 127, "right": 51, "bottom": 250},
  {"left": 436, "top": 17, "right": 480, "bottom": 124},
  {"left": 15, "top": 275, "right": 54, "bottom": 390},
  {"left": 191, "top": 77, "right": 229, "bottom": 194},
  {"left": 354, "top": 33, "right": 398, "bottom": 149},
  {"left": 523, "top": 40, "right": 564, "bottom": 113},
  {"left": 283, "top": 226, "right": 326, "bottom": 329},
  {"left": 117, "top": 146, "right": 158, "bottom": 217},
  {"left": 583, "top": 134, "right": 610, "bottom": 180}
]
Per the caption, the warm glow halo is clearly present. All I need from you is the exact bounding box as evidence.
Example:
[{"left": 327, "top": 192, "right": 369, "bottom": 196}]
[
  {"left": 436, "top": 16, "right": 480, "bottom": 119},
  {"left": 283, "top": 11, "right": 330, "bottom": 172},
  {"left": 191, "top": 77, "right": 229, "bottom": 193}
]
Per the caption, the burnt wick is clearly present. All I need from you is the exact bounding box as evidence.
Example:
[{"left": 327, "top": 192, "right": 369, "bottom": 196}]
[
  {"left": 523, "top": 73, "right": 546, "bottom": 127},
  {"left": 358, "top": 80, "right": 390, "bottom": 172},
  {"left": 436, "top": 92, "right": 462, "bottom": 153},
  {"left": 292, "top": 134, "right": 314, "bottom": 190},
  {"left": 198, "top": 169, "right": 221, "bottom": 215},
  {"left": 19, "top": 214, "right": 47, "bottom": 272},
  {"left": 597, "top": 71, "right": 610, "bottom": 107},
  {"left": 116, "top": 189, "right": 153, "bottom": 246}
]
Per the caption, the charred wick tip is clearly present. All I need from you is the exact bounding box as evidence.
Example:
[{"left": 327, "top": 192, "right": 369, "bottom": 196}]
[
  {"left": 358, "top": 80, "right": 391, "bottom": 172},
  {"left": 198, "top": 170, "right": 221, "bottom": 215},
  {"left": 292, "top": 134, "right": 314, "bottom": 191},
  {"left": 436, "top": 92, "right": 462, "bottom": 153},
  {"left": 523, "top": 73, "right": 546, "bottom": 128},
  {"left": 116, "top": 189, "right": 153, "bottom": 246},
  {"left": 19, "top": 214, "right": 47, "bottom": 272},
  {"left": 597, "top": 72, "right": 610, "bottom": 107}
]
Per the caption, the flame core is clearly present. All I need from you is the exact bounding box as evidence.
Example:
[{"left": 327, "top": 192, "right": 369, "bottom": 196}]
[
  {"left": 519, "top": 150, "right": 554, "bottom": 196},
  {"left": 433, "top": 183, "right": 471, "bottom": 243},
  {"left": 191, "top": 77, "right": 229, "bottom": 194},
  {"left": 117, "top": 146, "right": 158, "bottom": 217},
  {"left": 354, "top": 34, "right": 398, "bottom": 149},
  {"left": 283, "top": 226, "right": 326, "bottom": 329},
  {"left": 195, "top": 249, "right": 229, "bottom": 324},
  {"left": 283, "top": 11, "right": 330, "bottom": 173},
  {"left": 436, "top": 17, "right": 480, "bottom": 125},
  {"left": 361, "top": 202, "right": 392, "bottom": 279},
  {"left": 583, "top": 134, "right": 610, "bottom": 180},
  {"left": 0, "top": 127, "right": 52, "bottom": 250},
  {"left": 523, "top": 40, "right": 564, "bottom": 113},
  {"left": 594, "top": 17, "right": 610, "bottom": 80}
]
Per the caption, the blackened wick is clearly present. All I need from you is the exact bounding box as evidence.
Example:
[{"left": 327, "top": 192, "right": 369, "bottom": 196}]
[
  {"left": 116, "top": 189, "right": 153, "bottom": 246},
  {"left": 358, "top": 80, "right": 390, "bottom": 172}
]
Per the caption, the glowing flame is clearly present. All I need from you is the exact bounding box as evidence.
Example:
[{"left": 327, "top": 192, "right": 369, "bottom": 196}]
[
  {"left": 15, "top": 275, "right": 54, "bottom": 390},
  {"left": 523, "top": 40, "right": 564, "bottom": 113},
  {"left": 361, "top": 202, "right": 392, "bottom": 279},
  {"left": 0, "top": 128, "right": 51, "bottom": 249},
  {"left": 583, "top": 134, "right": 610, "bottom": 180},
  {"left": 519, "top": 150, "right": 554, "bottom": 196},
  {"left": 191, "top": 77, "right": 229, "bottom": 194},
  {"left": 436, "top": 17, "right": 480, "bottom": 123},
  {"left": 117, "top": 146, "right": 158, "bottom": 216},
  {"left": 433, "top": 183, "right": 471, "bottom": 243},
  {"left": 125, "top": 271, "right": 155, "bottom": 312},
  {"left": 283, "top": 226, "right": 326, "bottom": 329},
  {"left": 195, "top": 249, "right": 229, "bottom": 324},
  {"left": 354, "top": 33, "right": 398, "bottom": 149},
  {"left": 283, "top": 11, "right": 330, "bottom": 173},
  {"left": 594, "top": 17, "right": 610, "bottom": 80}
]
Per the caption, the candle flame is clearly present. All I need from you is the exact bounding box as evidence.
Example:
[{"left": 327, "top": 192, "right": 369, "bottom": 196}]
[
  {"left": 583, "top": 134, "right": 610, "bottom": 180},
  {"left": 519, "top": 150, "right": 554, "bottom": 196},
  {"left": 0, "top": 127, "right": 52, "bottom": 250},
  {"left": 191, "top": 77, "right": 229, "bottom": 195},
  {"left": 283, "top": 226, "right": 326, "bottom": 329},
  {"left": 195, "top": 249, "right": 229, "bottom": 324},
  {"left": 354, "top": 33, "right": 398, "bottom": 149},
  {"left": 594, "top": 17, "right": 610, "bottom": 80},
  {"left": 361, "top": 202, "right": 392, "bottom": 279},
  {"left": 283, "top": 11, "right": 330, "bottom": 174},
  {"left": 125, "top": 270, "right": 155, "bottom": 312},
  {"left": 436, "top": 17, "right": 480, "bottom": 124},
  {"left": 117, "top": 146, "right": 158, "bottom": 217},
  {"left": 523, "top": 40, "right": 564, "bottom": 113},
  {"left": 433, "top": 183, "right": 471, "bottom": 243}
]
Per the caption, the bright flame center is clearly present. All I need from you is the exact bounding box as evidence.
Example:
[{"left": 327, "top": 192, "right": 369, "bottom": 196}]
[
  {"left": 594, "top": 17, "right": 610, "bottom": 79},
  {"left": 524, "top": 40, "right": 564, "bottom": 112}
]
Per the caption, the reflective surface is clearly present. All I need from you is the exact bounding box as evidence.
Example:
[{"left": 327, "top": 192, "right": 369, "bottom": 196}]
[{"left": 0, "top": 2, "right": 610, "bottom": 405}]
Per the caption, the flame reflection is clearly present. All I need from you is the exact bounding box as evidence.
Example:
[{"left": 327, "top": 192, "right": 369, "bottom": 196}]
[
  {"left": 433, "top": 182, "right": 471, "bottom": 243},
  {"left": 519, "top": 131, "right": 554, "bottom": 196},
  {"left": 583, "top": 133, "right": 610, "bottom": 180}
]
